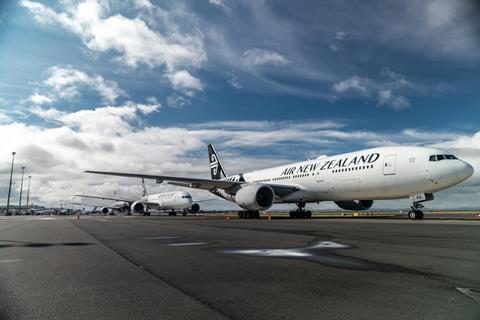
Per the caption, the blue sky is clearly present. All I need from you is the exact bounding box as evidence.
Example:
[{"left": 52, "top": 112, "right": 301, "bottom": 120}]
[{"left": 0, "top": 0, "right": 479, "bottom": 209}]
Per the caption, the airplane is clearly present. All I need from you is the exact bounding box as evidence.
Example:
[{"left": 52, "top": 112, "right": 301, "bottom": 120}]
[
  {"left": 69, "top": 202, "right": 100, "bottom": 215},
  {"left": 75, "top": 179, "right": 203, "bottom": 216},
  {"left": 86, "top": 144, "right": 474, "bottom": 220}
]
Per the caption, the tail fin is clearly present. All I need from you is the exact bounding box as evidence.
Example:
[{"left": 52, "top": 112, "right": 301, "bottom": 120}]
[
  {"left": 142, "top": 178, "right": 147, "bottom": 197},
  {"left": 208, "top": 144, "right": 227, "bottom": 180}
]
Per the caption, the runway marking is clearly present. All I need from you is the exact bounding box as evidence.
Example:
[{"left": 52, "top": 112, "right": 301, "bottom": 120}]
[
  {"left": 139, "top": 236, "right": 180, "bottom": 240},
  {"left": 456, "top": 287, "right": 480, "bottom": 303},
  {"left": 223, "top": 241, "right": 349, "bottom": 256},
  {"left": 224, "top": 241, "right": 351, "bottom": 258},
  {"left": 0, "top": 259, "right": 21, "bottom": 263},
  {"left": 168, "top": 242, "right": 208, "bottom": 247},
  {"left": 226, "top": 249, "right": 311, "bottom": 257}
]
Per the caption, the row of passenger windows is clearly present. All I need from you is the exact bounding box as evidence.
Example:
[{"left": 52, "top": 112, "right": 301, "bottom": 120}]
[
  {"left": 254, "top": 166, "right": 375, "bottom": 183},
  {"left": 429, "top": 154, "right": 457, "bottom": 162},
  {"left": 332, "top": 165, "right": 374, "bottom": 173}
]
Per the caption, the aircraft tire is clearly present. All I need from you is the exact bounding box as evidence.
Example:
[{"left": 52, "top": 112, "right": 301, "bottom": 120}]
[
  {"left": 306, "top": 211, "right": 312, "bottom": 219},
  {"left": 408, "top": 210, "right": 416, "bottom": 220},
  {"left": 416, "top": 211, "right": 424, "bottom": 220},
  {"left": 408, "top": 210, "right": 423, "bottom": 220}
]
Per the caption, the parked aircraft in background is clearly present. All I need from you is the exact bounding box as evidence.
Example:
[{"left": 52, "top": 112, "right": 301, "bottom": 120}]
[
  {"left": 76, "top": 179, "right": 203, "bottom": 216},
  {"left": 86, "top": 144, "right": 474, "bottom": 220}
]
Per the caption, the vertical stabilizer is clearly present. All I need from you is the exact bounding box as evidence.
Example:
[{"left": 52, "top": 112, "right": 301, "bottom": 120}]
[{"left": 208, "top": 144, "right": 227, "bottom": 180}]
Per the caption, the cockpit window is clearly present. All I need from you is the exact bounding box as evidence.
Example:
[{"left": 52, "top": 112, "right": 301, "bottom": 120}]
[
  {"left": 429, "top": 154, "right": 458, "bottom": 162},
  {"left": 181, "top": 195, "right": 192, "bottom": 198}
]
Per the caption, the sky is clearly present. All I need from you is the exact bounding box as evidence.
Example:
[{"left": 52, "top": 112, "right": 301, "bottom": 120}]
[{"left": 0, "top": 0, "right": 479, "bottom": 210}]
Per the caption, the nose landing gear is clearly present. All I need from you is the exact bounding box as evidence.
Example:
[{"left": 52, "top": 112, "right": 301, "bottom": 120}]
[
  {"left": 408, "top": 193, "right": 434, "bottom": 220},
  {"left": 408, "top": 205, "right": 424, "bottom": 220}
]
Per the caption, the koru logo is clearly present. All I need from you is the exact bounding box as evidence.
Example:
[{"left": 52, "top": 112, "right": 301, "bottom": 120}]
[{"left": 210, "top": 154, "right": 219, "bottom": 175}]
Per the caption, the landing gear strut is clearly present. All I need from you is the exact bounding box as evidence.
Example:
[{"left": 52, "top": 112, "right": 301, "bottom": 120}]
[
  {"left": 408, "top": 202, "right": 424, "bottom": 220},
  {"left": 289, "top": 201, "right": 312, "bottom": 219},
  {"left": 237, "top": 210, "right": 260, "bottom": 219}
]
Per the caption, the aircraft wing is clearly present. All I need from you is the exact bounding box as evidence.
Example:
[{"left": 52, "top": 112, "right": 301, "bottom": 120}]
[
  {"left": 86, "top": 171, "right": 300, "bottom": 196},
  {"left": 74, "top": 194, "right": 133, "bottom": 203},
  {"left": 86, "top": 171, "right": 239, "bottom": 192}
]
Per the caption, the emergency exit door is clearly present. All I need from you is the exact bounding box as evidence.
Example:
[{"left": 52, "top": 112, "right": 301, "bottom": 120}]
[{"left": 383, "top": 155, "right": 396, "bottom": 175}]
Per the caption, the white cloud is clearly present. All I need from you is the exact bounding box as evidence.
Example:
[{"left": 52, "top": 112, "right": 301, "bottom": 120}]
[
  {"left": 27, "top": 92, "right": 53, "bottom": 105},
  {"left": 332, "top": 76, "right": 372, "bottom": 97},
  {"left": 166, "top": 95, "right": 190, "bottom": 108},
  {"left": 134, "top": 0, "right": 154, "bottom": 10},
  {"left": 227, "top": 72, "right": 242, "bottom": 90},
  {"left": 28, "top": 66, "right": 126, "bottom": 105},
  {"left": 209, "top": 0, "right": 226, "bottom": 7},
  {"left": 167, "top": 70, "right": 203, "bottom": 95},
  {"left": 242, "top": 48, "right": 288, "bottom": 67},
  {"left": 21, "top": 0, "right": 206, "bottom": 71},
  {"left": 335, "top": 31, "right": 348, "bottom": 41},
  {"left": 377, "top": 90, "right": 410, "bottom": 110},
  {"left": 331, "top": 68, "right": 417, "bottom": 109}
]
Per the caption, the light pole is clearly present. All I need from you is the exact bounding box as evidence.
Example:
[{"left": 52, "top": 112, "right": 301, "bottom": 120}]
[
  {"left": 26, "top": 176, "right": 31, "bottom": 213},
  {"left": 18, "top": 166, "right": 26, "bottom": 215},
  {"left": 6, "top": 152, "right": 16, "bottom": 215}
]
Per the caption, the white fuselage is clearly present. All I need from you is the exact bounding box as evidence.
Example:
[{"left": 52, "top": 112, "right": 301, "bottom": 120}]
[
  {"left": 217, "top": 146, "right": 473, "bottom": 204},
  {"left": 142, "top": 191, "right": 194, "bottom": 210}
]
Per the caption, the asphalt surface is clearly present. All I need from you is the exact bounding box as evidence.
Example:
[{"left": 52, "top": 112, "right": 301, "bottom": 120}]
[{"left": 0, "top": 214, "right": 479, "bottom": 320}]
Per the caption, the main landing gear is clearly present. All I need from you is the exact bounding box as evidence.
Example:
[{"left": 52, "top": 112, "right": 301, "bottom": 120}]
[
  {"left": 168, "top": 210, "right": 177, "bottom": 216},
  {"left": 238, "top": 210, "right": 260, "bottom": 219},
  {"left": 289, "top": 201, "right": 312, "bottom": 219},
  {"left": 408, "top": 203, "right": 424, "bottom": 220}
]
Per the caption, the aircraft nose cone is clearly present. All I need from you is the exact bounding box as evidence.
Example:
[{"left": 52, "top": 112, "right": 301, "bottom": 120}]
[{"left": 457, "top": 161, "right": 474, "bottom": 181}]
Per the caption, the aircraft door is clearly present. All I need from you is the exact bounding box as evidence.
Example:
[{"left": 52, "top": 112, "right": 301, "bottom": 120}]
[{"left": 383, "top": 155, "right": 397, "bottom": 175}]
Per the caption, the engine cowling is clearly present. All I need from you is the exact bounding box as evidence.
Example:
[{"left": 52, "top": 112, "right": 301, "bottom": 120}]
[
  {"left": 235, "top": 183, "right": 274, "bottom": 211},
  {"left": 131, "top": 201, "right": 146, "bottom": 214},
  {"left": 101, "top": 207, "right": 110, "bottom": 214},
  {"left": 335, "top": 200, "right": 373, "bottom": 211},
  {"left": 190, "top": 203, "right": 200, "bottom": 213}
]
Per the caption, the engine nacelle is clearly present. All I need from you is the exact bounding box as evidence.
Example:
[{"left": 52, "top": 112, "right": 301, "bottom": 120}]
[
  {"left": 190, "top": 203, "right": 200, "bottom": 213},
  {"left": 131, "top": 201, "right": 146, "bottom": 214},
  {"left": 235, "top": 183, "right": 274, "bottom": 211},
  {"left": 335, "top": 200, "right": 373, "bottom": 211},
  {"left": 101, "top": 207, "right": 111, "bottom": 215}
]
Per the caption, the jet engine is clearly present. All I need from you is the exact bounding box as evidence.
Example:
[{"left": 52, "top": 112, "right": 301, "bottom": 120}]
[
  {"left": 235, "top": 184, "right": 274, "bottom": 211},
  {"left": 101, "top": 207, "right": 111, "bottom": 215},
  {"left": 335, "top": 200, "right": 373, "bottom": 211},
  {"left": 190, "top": 203, "right": 200, "bottom": 213},
  {"left": 131, "top": 201, "right": 146, "bottom": 214}
]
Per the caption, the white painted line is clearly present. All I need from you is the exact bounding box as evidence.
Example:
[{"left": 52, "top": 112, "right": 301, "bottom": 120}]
[
  {"left": 0, "top": 259, "right": 21, "bottom": 264},
  {"left": 225, "top": 249, "right": 311, "bottom": 257},
  {"left": 168, "top": 242, "right": 208, "bottom": 247},
  {"left": 456, "top": 287, "right": 480, "bottom": 303},
  {"left": 140, "top": 236, "right": 180, "bottom": 240}
]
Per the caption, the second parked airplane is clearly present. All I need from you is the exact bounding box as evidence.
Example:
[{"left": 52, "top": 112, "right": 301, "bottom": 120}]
[
  {"left": 76, "top": 180, "right": 202, "bottom": 216},
  {"left": 86, "top": 144, "right": 474, "bottom": 220}
]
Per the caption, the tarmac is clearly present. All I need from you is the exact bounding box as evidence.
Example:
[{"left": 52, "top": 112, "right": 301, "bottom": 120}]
[{"left": 0, "top": 214, "right": 479, "bottom": 320}]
